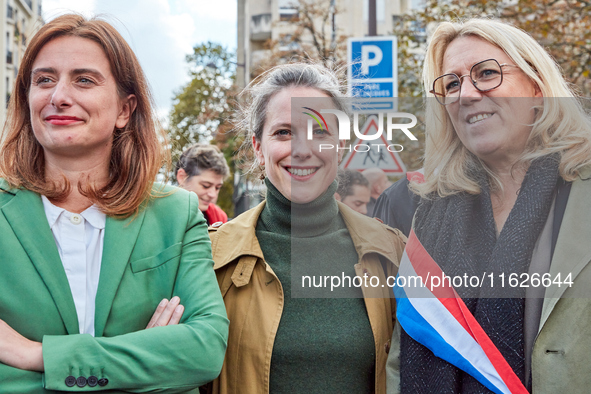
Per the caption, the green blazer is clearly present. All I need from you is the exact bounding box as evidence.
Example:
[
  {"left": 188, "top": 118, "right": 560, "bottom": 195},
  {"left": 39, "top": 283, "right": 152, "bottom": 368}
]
[{"left": 0, "top": 180, "right": 229, "bottom": 393}]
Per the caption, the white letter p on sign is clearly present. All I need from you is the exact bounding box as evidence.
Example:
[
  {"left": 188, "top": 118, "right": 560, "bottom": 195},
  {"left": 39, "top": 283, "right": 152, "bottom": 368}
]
[{"left": 361, "top": 45, "right": 383, "bottom": 75}]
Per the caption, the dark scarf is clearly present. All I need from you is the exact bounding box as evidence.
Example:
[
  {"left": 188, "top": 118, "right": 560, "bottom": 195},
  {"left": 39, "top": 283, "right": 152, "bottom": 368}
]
[{"left": 400, "top": 155, "right": 560, "bottom": 393}]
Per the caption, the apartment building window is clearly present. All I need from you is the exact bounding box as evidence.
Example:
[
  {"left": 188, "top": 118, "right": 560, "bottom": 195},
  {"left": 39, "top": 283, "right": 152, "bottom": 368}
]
[
  {"left": 6, "top": 33, "right": 12, "bottom": 65},
  {"left": 279, "top": 0, "right": 299, "bottom": 21},
  {"left": 409, "top": 20, "right": 426, "bottom": 41},
  {"left": 7, "top": 3, "right": 13, "bottom": 19},
  {"left": 6, "top": 78, "right": 10, "bottom": 109},
  {"left": 278, "top": 34, "right": 300, "bottom": 51},
  {"left": 250, "top": 13, "right": 272, "bottom": 41}
]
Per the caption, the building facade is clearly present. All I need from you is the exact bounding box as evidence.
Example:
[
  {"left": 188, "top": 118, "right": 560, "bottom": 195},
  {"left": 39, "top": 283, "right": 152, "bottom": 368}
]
[
  {"left": 0, "top": 0, "right": 43, "bottom": 124},
  {"left": 236, "top": 0, "right": 415, "bottom": 88},
  {"left": 234, "top": 0, "right": 420, "bottom": 215}
]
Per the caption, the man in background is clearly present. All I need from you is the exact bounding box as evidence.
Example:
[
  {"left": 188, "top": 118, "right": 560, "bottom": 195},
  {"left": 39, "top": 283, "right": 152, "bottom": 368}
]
[
  {"left": 176, "top": 143, "right": 230, "bottom": 225},
  {"left": 362, "top": 168, "right": 390, "bottom": 217},
  {"left": 335, "top": 169, "right": 371, "bottom": 215}
]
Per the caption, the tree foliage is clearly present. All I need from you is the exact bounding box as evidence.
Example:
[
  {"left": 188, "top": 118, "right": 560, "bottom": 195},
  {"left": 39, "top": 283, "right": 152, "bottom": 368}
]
[
  {"left": 392, "top": 0, "right": 591, "bottom": 171},
  {"left": 258, "top": 0, "right": 348, "bottom": 74},
  {"left": 168, "top": 42, "right": 238, "bottom": 161},
  {"left": 395, "top": 0, "right": 591, "bottom": 97},
  {"left": 167, "top": 42, "right": 239, "bottom": 216}
]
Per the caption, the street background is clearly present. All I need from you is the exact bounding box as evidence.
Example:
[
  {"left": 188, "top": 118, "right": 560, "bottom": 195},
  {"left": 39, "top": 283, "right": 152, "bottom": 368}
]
[{"left": 3, "top": 0, "right": 589, "bottom": 217}]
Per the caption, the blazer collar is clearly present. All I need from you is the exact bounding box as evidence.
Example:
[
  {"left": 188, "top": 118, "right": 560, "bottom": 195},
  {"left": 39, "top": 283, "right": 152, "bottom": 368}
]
[
  {"left": 0, "top": 186, "right": 80, "bottom": 334},
  {"left": 93, "top": 208, "right": 146, "bottom": 336},
  {"left": 540, "top": 171, "right": 591, "bottom": 330},
  {"left": 0, "top": 181, "right": 147, "bottom": 336}
]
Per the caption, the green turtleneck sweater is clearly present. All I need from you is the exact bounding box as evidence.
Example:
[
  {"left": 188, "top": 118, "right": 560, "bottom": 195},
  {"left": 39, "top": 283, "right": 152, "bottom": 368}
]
[{"left": 256, "top": 179, "right": 375, "bottom": 393}]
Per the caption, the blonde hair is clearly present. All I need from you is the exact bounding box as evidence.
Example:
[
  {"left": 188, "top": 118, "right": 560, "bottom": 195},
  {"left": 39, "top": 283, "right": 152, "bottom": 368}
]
[
  {"left": 416, "top": 18, "right": 591, "bottom": 197},
  {"left": 0, "top": 14, "right": 169, "bottom": 217}
]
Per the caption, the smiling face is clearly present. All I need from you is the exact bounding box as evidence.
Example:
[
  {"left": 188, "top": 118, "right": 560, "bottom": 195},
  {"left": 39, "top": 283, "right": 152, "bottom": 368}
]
[
  {"left": 441, "top": 35, "right": 542, "bottom": 169},
  {"left": 253, "top": 86, "right": 343, "bottom": 204},
  {"left": 29, "top": 35, "right": 135, "bottom": 164}
]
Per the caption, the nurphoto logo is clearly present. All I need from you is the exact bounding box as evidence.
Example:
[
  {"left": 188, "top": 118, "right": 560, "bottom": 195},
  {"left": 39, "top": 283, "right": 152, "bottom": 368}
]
[{"left": 302, "top": 107, "right": 418, "bottom": 152}]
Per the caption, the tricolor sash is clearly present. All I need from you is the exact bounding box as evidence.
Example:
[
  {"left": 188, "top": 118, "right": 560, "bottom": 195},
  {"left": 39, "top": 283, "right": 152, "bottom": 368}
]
[{"left": 395, "top": 230, "right": 528, "bottom": 394}]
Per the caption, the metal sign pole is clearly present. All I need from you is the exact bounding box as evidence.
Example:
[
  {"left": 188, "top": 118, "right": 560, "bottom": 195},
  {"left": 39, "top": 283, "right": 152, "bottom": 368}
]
[{"left": 368, "top": 0, "right": 377, "bottom": 36}]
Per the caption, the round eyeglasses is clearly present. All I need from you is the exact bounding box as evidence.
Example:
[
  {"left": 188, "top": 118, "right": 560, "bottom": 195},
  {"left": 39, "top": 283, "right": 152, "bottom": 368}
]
[{"left": 430, "top": 59, "right": 520, "bottom": 105}]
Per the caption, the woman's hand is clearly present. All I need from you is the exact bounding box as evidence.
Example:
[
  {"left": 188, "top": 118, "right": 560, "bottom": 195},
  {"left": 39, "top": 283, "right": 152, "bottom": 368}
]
[
  {"left": 0, "top": 319, "right": 43, "bottom": 371},
  {"left": 145, "top": 296, "right": 185, "bottom": 329},
  {"left": 0, "top": 297, "right": 183, "bottom": 372}
]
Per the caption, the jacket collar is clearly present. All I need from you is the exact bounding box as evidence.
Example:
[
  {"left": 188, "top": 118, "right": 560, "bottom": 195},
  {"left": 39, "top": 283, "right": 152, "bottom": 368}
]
[
  {"left": 0, "top": 180, "right": 147, "bottom": 336},
  {"left": 337, "top": 200, "right": 400, "bottom": 264},
  {"left": 213, "top": 200, "right": 400, "bottom": 270},
  {"left": 0, "top": 184, "right": 80, "bottom": 334},
  {"left": 94, "top": 209, "right": 146, "bottom": 336},
  {"left": 213, "top": 202, "right": 266, "bottom": 270},
  {"left": 540, "top": 170, "right": 591, "bottom": 330}
]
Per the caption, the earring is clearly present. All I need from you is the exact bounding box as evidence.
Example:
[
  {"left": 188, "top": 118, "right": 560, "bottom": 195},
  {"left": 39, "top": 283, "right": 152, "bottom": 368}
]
[{"left": 258, "top": 164, "right": 265, "bottom": 180}]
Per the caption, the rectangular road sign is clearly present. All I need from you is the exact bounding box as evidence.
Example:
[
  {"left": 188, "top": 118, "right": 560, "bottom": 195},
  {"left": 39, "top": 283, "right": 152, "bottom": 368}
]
[
  {"left": 351, "top": 81, "right": 394, "bottom": 98},
  {"left": 348, "top": 36, "right": 397, "bottom": 113}
]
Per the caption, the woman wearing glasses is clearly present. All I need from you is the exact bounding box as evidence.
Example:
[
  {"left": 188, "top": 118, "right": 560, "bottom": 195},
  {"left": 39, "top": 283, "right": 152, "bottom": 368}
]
[{"left": 387, "top": 19, "right": 591, "bottom": 393}]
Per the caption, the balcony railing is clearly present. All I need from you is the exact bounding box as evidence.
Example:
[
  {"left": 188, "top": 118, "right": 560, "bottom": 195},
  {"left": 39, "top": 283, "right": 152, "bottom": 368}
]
[
  {"left": 279, "top": 8, "right": 299, "bottom": 22},
  {"left": 279, "top": 0, "right": 299, "bottom": 21},
  {"left": 250, "top": 13, "right": 272, "bottom": 41}
]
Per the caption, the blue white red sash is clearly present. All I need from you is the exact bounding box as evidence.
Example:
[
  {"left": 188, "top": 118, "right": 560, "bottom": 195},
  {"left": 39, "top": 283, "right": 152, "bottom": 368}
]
[{"left": 395, "top": 230, "right": 528, "bottom": 394}]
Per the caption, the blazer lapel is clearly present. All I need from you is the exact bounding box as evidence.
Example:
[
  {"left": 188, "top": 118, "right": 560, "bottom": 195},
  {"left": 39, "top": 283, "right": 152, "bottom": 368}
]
[
  {"left": 0, "top": 188, "right": 79, "bottom": 334},
  {"left": 540, "top": 176, "right": 591, "bottom": 330},
  {"left": 94, "top": 209, "right": 146, "bottom": 336}
]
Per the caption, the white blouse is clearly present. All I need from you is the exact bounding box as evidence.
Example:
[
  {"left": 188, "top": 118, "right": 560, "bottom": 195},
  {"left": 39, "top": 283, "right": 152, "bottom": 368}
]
[{"left": 42, "top": 196, "right": 106, "bottom": 336}]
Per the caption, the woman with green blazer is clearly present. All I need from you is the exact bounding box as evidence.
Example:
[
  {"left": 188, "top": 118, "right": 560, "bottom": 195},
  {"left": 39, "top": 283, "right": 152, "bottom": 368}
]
[{"left": 0, "top": 14, "right": 228, "bottom": 393}]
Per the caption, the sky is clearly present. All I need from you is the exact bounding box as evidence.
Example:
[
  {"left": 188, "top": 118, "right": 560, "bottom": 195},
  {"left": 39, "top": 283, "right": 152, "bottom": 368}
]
[{"left": 42, "top": 0, "right": 237, "bottom": 121}]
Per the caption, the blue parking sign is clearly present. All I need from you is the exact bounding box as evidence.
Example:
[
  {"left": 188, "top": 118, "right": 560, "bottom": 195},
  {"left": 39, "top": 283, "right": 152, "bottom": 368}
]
[
  {"left": 350, "top": 40, "right": 394, "bottom": 79},
  {"left": 348, "top": 36, "right": 397, "bottom": 112}
]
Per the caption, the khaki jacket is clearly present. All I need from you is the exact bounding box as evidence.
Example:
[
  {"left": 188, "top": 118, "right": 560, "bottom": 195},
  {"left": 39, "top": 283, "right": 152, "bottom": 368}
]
[
  {"left": 208, "top": 201, "right": 406, "bottom": 394},
  {"left": 531, "top": 168, "right": 591, "bottom": 393}
]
